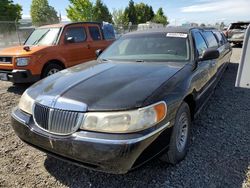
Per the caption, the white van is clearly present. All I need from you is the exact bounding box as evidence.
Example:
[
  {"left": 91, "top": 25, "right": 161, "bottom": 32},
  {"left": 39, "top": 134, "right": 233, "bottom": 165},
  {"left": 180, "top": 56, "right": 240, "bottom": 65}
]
[{"left": 236, "top": 25, "right": 250, "bottom": 88}]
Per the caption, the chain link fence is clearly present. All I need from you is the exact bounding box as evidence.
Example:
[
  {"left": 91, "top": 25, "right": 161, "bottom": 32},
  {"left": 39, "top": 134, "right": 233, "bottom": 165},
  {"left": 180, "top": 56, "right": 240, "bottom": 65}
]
[
  {"left": 0, "top": 20, "right": 225, "bottom": 50},
  {"left": 114, "top": 25, "right": 138, "bottom": 34},
  {"left": 0, "top": 21, "right": 139, "bottom": 49},
  {"left": 0, "top": 21, "right": 166, "bottom": 49},
  {"left": 0, "top": 21, "right": 35, "bottom": 49}
]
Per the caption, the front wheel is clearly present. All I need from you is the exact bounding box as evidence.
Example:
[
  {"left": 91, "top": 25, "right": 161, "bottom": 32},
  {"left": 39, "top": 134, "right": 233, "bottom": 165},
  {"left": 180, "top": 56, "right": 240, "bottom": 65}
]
[
  {"left": 160, "top": 102, "right": 191, "bottom": 164},
  {"left": 42, "top": 64, "right": 64, "bottom": 78}
]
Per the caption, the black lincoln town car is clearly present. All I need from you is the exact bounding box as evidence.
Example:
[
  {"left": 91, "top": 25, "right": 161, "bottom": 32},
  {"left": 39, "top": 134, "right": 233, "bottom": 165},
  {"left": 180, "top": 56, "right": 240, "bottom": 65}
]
[{"left": 11, "top": 27, "right": 232, "bottom": 174}]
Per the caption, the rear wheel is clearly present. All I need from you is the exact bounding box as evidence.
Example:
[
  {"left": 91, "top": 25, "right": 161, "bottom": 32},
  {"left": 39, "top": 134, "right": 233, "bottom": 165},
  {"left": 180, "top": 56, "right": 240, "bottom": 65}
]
[
  {"left": 160, "top": 102, "right": 191, "bottom": 164},
  {"left": 42, "top": 64, "right": 64, "bottom": 78}
]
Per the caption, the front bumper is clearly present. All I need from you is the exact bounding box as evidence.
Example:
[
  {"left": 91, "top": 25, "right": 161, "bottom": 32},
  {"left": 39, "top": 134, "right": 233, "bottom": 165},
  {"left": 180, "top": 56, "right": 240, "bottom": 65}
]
[
  {"left": 0, "top": 69, "right": 40, "bottom": 83},
  {"left": 11, "top": 107, "right": 172, "bottom": 174}
]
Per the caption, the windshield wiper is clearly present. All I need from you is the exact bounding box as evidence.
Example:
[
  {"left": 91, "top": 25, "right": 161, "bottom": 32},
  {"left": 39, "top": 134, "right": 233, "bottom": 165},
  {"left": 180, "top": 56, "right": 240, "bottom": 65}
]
[
  {"left": 98, "top": 58, "right": 112, "bottom": 63},
  {"left": 32, "top": 30, "right": 50, "bottom": 45}
]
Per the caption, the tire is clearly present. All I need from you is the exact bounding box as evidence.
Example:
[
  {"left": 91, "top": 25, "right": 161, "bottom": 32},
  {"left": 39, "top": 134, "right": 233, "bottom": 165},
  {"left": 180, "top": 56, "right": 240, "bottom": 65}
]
[
  {"left": 160, "top": 102, "right": 191, "bottom": 164},
  {"left": 42, "top": 63, "right": 64, "bottom": 78}
]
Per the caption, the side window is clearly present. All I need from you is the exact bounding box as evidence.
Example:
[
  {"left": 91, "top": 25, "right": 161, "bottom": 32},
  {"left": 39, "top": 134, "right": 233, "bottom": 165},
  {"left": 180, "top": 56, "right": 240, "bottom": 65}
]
[
  {"left": 220, "top": 32, "right": 228, "bottom": 44},
  {"left": 202, "top": 31, "right": 218, "bottom": 48},
  {"left": 65, "top": 27, "right": 86, "bottom": 43},
  {"left": 89, "top": 26, "right": 101, "bottom": 40},
  {"left": 193, "top": 32, "right": 208, "bottom": 56},
  {"left": 213, "top": 31, "right": 225, "bottom": 46}
]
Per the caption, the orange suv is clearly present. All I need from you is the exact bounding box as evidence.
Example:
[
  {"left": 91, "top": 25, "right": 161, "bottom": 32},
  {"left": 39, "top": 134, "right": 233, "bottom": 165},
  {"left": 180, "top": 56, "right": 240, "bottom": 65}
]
[{"left": 0, "top": 22, "right": 115, "bottom": 83}]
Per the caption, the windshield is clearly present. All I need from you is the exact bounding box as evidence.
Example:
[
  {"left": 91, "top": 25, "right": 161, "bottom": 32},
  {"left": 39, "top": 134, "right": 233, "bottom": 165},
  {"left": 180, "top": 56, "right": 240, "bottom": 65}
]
[
  {"left": 24, "top": 28, "right": 61, "bottom": 46},
  {"left": 99, "top": 33, "right": 190, "bottom": 62}
]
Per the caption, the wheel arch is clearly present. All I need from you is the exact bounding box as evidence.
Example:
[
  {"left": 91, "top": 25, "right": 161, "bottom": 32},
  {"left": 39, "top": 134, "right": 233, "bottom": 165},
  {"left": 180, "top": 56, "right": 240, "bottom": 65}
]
[
  {"left": 183, "top": 93, "right": 196, "bottom": 121},
  {"left": 41, "top": 59, "right": 66, "bottom": 78}
]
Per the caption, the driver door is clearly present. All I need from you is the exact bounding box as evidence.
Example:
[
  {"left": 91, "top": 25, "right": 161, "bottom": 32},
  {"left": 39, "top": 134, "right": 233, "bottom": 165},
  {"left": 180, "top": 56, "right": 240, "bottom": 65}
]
[
  {"left": 60, "top": 25, "right": 92, "bottom": 67},
  {"left": 192, "top": 31, "right": 214, "bottom": 108}
]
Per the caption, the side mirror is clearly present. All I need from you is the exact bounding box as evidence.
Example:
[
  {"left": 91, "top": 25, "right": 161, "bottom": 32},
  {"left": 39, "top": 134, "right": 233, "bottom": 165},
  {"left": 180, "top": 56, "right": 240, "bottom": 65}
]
[
  {"left": 65, "top": 36, "right": 75, "bottom": 43},
  {"left": 199, "top": 49, "right": 220, "bottom": 61},
  {"left": 95, "top": 49, "right": 103, "bottom": 57}
]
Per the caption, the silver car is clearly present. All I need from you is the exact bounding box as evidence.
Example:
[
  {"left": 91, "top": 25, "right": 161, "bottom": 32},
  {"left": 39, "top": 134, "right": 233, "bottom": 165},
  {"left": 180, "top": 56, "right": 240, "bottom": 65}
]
[{"left": 226, "top": 22, "right": 250, "bottom": 45}]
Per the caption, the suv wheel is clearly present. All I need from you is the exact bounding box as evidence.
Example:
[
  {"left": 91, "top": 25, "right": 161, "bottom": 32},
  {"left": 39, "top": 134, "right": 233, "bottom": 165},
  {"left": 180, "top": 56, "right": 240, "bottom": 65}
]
[
  {"left": 160, "top": 102, "right": 191, "bottom": 164},
  {"left": 42, "top": 64, "right": 63, "bottom": 78}
]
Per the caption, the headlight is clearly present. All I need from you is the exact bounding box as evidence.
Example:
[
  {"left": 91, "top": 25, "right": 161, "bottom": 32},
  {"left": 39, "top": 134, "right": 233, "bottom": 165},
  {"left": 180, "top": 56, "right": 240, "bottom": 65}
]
[
  {"left": 16, "top": 57, "right": 30, "bottom": 66},
  {"left": 18, "top": 90, "right": 35, "bottom": 114},
  {"left": 80, "top": 101, "right": 167, "bottom": 133}
]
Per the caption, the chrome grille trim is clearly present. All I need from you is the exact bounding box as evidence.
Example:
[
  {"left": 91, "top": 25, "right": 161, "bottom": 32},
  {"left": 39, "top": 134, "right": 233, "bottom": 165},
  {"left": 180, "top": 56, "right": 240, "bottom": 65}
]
[{"left": 33, "top": 103, "right": 84, "bottom": 135}]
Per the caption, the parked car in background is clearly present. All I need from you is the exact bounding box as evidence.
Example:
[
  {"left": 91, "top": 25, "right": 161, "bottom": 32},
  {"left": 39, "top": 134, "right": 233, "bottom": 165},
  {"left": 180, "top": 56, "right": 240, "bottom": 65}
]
[
  {"left": 0, "top": 22, "right": 115, "bottom": 83},
  {"left": 225, "top": 22, "right": 250, "bottom": 45},
  {"left": 12, "top": 27, "right": 231, "bottom": 174},
  {"left": 137, "top": 21, "right": 164, "bottom": 31}
]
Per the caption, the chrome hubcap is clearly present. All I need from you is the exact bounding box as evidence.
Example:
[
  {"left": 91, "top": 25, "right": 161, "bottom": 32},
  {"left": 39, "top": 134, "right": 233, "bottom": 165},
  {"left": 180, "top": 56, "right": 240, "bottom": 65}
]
[
  {"left": 176, "top": 112, "right": 189, "bottom": 152},
  {"left": 47, "top": 68, "right": 59, "bottom": 76}
]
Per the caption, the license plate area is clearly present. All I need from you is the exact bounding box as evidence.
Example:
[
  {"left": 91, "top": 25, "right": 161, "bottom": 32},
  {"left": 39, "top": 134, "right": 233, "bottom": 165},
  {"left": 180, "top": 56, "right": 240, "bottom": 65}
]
[{"left": 0, "top": 73, "right": 8, "bottom": 81}]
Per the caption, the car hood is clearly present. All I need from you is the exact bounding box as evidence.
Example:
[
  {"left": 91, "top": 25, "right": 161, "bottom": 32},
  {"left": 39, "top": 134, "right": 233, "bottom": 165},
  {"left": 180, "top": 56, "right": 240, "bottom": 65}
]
[
  {"left": 28, "top": 60, "right": 186, "bottom": 111},
  {"left": 0, "top": 45, "right": 49, "bottom": 56}
]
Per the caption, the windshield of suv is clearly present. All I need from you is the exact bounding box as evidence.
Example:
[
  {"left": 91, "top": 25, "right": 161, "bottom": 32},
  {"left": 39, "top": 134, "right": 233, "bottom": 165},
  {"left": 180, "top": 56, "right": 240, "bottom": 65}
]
[
  {"left": 24, "top": 28, "right": 61, "bottom": 46},
  {"left": 99, "top": 33, "right": 190, "bottom": 62}
]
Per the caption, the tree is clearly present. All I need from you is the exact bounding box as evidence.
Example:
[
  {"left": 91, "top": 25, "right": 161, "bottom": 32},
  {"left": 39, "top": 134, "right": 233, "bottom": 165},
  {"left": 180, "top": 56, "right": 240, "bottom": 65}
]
[
  {"left": 93, "top": 0, "right": 112, "bottom": 23},
  {"left": 152, "top": 8, "right": 168, "bottom": 25},
  {"left": 149, "top": 6, "right": 154, "bottom": 21},
  {"left": 0, "top": 0, "right": 22, "bottom": 45},
  {"left": 124, "top": 0, "right": 137, "bottom": 24},
  {"left": 122, "top": 11, "right": 129, "bottom": 26},
  {"left": 0, "top": 0, "right": 22, "bottom": 21},
  {"left": 112, "top": 9, "right": 125, "bottom": 26},
  {"left": 135, "top": 3, "right": 155, "bottom": 24},
  {"left": 31, "top": 0, "right": 59, "bottom": 26},
  {"left": 200, "top": 23, "right": 206, "bottom": 27},
  {"left": 66, "top": 0, "right": 93, "bottom": 22}
]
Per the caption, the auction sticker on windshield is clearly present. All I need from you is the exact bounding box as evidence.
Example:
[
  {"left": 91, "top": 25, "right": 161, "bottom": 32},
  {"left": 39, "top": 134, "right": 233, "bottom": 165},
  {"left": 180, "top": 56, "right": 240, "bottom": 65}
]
[{"left": 166, "top": 33, "right": 188, "bottom": 38}]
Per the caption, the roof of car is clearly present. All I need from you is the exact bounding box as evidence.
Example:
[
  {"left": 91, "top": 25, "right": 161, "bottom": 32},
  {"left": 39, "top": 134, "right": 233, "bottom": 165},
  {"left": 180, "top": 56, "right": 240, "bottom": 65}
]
[
  {"left": 125, "top": 26, "right": 218, "bottom": 36},
  {"left": 38, "top": 22, "right": 102, "bottom": 29},
  {"left": 230, "top": 21, "right": 250, "bottom": 24}
]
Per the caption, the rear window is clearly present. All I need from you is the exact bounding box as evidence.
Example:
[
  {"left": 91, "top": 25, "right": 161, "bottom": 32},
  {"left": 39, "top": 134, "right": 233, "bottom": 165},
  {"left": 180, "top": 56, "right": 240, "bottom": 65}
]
[
  {"left": 89, "top": 26, "right": 101, "bottom": 40},
  {"left": 202, "top": 31, "right": 218, "bottom": 48},
  {"left": 103, "top": 23, "right": 115, "bottom": 40},
  {"left": 220, "top": 32, "right": 228, "bottom": 43},
  {"left": 193, "top": 31, "right": 208, "bottom": 56},
  {"left": 213, "top": 31, "right": 225, "bottom": 46}
]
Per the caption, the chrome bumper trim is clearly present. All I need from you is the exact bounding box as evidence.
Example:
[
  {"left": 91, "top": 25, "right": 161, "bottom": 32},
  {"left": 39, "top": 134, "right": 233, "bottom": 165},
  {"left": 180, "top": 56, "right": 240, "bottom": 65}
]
[{"left": 73, "top": 122, "right": 171, "bottom": 144}]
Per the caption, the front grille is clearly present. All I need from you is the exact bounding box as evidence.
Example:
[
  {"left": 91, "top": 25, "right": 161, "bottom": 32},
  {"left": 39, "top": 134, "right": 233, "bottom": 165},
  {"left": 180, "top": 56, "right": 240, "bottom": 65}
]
[
  {"left": 33, "top": 103, "right": 84, "bottom": 135},
  {"left": 0, "top": 56, "right": 12, "bottom": 64}
]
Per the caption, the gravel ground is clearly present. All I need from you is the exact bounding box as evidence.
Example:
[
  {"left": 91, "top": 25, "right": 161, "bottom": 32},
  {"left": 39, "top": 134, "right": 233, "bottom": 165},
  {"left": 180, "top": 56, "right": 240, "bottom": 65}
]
[{"left": 0, "top": 47, "right": 249, "bottom": 188}]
